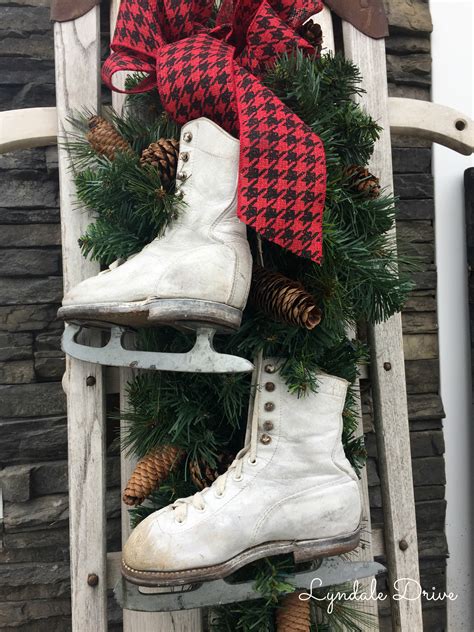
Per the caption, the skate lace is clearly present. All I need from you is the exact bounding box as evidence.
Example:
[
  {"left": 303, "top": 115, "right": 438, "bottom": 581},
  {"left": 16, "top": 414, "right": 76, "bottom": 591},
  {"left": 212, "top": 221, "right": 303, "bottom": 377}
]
[{"left": 172, "top": 356, "right": 262, "bottom": 524}]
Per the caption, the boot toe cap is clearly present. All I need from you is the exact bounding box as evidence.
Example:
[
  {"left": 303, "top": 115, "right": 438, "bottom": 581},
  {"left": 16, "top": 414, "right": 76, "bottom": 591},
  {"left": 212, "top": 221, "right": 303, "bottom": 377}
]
[
  {"left": 122, "top": 510, "right": 177, "bottom": 573},
  {"left": 63, "top": 272, "right": 114, "bottom": 306}
]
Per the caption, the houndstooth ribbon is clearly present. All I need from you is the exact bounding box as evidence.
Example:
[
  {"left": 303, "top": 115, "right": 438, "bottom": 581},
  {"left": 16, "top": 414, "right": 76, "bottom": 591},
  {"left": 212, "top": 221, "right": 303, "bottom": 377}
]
[{"left": 102, "top": 0, "right": 326, "bottom": 262}]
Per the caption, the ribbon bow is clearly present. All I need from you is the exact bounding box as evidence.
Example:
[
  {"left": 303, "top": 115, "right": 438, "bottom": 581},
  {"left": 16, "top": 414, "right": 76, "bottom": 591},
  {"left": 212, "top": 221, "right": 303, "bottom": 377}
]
[{"left": 103, "top": 0, "right": 326, "bottom": 262}]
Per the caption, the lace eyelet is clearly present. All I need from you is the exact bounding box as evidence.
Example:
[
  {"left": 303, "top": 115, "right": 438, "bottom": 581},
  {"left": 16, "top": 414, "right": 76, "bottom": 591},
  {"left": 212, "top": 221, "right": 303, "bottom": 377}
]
[
  {"left": 233, "top": 474, "right": 243, "bottom": 482},
  {"left": 247, "top": 457, "right": 257, "bottom": 466},
  {"left": 214, "top": 490, "right": 224, "bottom": 498},
  {"left": 196, "top": 505, "right": 206, "bottom": 512},
  {"left": 174, "top": 517, "right": 184, "bottom": 525}
]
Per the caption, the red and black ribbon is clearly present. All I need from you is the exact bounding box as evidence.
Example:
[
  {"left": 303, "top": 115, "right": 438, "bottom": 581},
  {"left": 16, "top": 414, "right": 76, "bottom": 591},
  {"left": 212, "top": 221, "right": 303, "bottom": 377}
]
[{"left": 103, "top": 0, "right": 326, "bottom": 262}]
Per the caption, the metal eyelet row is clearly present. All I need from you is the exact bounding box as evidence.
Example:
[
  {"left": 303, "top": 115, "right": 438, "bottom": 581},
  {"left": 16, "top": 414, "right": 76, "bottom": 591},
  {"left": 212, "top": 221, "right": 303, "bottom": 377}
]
[
  {"left": 260, "top": 363, "right": 277, "bottom": 445},
  {"left": 176, "top": 131, "right": 193, "bottom": 198}
]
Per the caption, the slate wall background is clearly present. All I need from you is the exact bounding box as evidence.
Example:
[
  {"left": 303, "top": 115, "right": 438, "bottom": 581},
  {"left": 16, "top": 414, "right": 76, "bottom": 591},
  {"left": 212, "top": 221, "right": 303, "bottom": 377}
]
[{"left": 0, "top": 1, "right": 447, "bottom": 630}]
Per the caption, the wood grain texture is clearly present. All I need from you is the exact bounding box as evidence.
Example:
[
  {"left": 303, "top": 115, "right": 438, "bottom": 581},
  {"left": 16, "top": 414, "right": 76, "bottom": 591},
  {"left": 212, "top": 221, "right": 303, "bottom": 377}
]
[
  {"left": 0, "top": 107, "right": 57, "bottom": 153},
  {"left": 388, "top": 97, "right": 474, "bottom": 156},
  {"left": 322, "top": 13, "right": 379, "bottom": 624},
  {"left": 119, "top": 371, "right": 202, "bottom": 632},
  {"left": 342, "top": 23, "right": 423, "bottom": 632},
  {"left": 54, "top": 8, "right": 107, "bottom": 632},
  {"left": 108, "top": 0, "right": 202, "bottom": 626}
]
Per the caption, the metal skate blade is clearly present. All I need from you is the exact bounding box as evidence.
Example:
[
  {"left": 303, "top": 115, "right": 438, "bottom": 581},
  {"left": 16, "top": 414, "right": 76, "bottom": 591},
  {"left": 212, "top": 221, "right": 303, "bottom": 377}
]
[
  {"left": 114, "top": 558, "right": 385, "bottom": 612},
  {"left": 62, "top": 324, "right": 254, "bottom": 373}
]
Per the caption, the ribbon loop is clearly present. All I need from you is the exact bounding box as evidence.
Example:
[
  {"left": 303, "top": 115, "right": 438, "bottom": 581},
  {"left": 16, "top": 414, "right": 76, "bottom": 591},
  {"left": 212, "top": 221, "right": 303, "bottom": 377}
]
[{"left": 103, "top": 0, "right": 326, "bottom": 262}]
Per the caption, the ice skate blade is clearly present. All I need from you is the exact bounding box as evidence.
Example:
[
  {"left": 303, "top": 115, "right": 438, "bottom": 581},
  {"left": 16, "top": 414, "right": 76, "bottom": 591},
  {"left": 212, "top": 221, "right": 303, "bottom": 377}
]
[
  {"left": 61, "top": 323, "right": 254, "bottom": 373},
  {"left": 58, "top": 299, "right": 242, "bottom": 334},
  {"left": 114, "top": 555, "right": 385, "bottom": 612},
  {"left": 121, "top": 526, "right": 361, "bottom": 587}
]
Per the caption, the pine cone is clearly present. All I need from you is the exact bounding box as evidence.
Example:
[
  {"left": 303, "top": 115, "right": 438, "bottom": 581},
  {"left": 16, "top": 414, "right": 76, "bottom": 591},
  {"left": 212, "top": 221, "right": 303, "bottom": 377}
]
[
  {"left": 345, "top": 165, "right": 381, "bottom": 199},
  {"left": 250, "top": 264, "right": 322, "bottom": 330},
  {"left": 276, "top": 591, "right": 311, "bottom": 632},
  {"left": 87, "top": 115, "right": 132, "bottom": 160},
  {"left": 123, "top": 445, "right": 185, "bottom": 506},
  {"left": 299, "top": 21, "right": 323, "bottom": 55},
  {"left": 140, "top": 138, "right": 180, "bottom": 187},
  {"left": 189, "top": 452, "right": 234, "bottom": 490}
]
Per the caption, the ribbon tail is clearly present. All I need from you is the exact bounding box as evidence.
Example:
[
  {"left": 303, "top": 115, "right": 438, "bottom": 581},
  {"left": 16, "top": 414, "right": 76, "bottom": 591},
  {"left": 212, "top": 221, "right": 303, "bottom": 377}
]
[
  {"left": 102, "top": 51, "right": 156, "bottom": 94},
  {"left": 235, "top": 66, "right": 325, "bottom": 263}
]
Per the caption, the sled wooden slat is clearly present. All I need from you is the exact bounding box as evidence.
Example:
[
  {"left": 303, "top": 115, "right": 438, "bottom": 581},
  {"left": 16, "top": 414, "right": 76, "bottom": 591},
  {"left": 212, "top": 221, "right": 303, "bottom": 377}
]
[
  {"left": 342, "top": 23, "right": 423, "bottom": 631},
  {"left": 389, "top": 97, "right": 474, "bottom": 156},
  {"left": 0, "top": 107, "right": 57, "bottom": 153},
  {"left": 54, "top": 9, "right": 107, "bottom": 632},
  {"left": 119, "top": 374, "right": 203, "bottom": 632},
  {"left": 321, "top": 14, "right": 379, "bottom": 625},
  {"left": 108, "top": 1, "right": 204, "bottom": 628}
]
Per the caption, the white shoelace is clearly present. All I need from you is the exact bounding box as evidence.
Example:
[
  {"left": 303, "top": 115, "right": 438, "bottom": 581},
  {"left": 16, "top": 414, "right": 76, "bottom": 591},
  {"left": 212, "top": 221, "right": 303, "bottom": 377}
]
[{"left": 172, "top": 355, "right": 263, "bottom": 524}]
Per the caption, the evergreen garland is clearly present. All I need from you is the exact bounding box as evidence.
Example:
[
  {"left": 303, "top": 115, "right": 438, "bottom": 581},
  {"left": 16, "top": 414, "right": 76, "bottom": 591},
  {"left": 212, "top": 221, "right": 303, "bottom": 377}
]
[{"left": 68, "top": 52, "right": 414, "bottom": 630}]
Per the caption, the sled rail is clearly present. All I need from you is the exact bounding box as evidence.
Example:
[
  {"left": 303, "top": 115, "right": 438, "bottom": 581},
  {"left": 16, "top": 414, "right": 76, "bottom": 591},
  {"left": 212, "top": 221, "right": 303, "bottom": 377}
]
[
  {"left": 0, "top": 107, "right": 57, "bottom": 153},
  {"left": 4, "top": 99, "right": 473, "bottom": 158},
  {"left": 389, "top": 97, "right": 474, "bottom": 156}
]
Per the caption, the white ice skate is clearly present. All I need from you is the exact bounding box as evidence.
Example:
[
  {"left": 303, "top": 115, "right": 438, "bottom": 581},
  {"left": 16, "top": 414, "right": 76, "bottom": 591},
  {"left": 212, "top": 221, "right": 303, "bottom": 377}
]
[
  {"left": 58, "top": 118, "right": 253, "bottom": 373},
  {"left": 114, "top": 358, "right": 384, "bottom": 611}
]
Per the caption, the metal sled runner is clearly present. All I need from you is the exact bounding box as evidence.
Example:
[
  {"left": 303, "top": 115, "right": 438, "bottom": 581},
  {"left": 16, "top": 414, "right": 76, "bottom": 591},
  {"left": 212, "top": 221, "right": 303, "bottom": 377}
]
[{"left": 114, "top": 557, "right": 386, "bottom": 612}]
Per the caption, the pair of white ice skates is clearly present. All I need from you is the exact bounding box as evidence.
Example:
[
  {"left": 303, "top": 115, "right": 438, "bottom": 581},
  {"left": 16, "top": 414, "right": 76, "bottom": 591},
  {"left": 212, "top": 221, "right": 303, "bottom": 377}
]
[{"left": 59, "top": 118, "right": 362, "bottom": 588}]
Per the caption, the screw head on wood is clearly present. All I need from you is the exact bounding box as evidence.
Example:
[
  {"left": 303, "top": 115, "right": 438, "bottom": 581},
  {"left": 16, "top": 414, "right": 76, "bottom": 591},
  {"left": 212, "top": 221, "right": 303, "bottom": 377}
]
[
  {"left": 383, "top": 362, "right": 392, "bottom": 371},
  {"left": 399, "top": 539, "right": 409, "bottom": 551},
  {"left": 86, "top": 375, "right": 96, "bottom": 386},
  {"left": 87, "top": 573, "right": 99, "bottom": 586}
]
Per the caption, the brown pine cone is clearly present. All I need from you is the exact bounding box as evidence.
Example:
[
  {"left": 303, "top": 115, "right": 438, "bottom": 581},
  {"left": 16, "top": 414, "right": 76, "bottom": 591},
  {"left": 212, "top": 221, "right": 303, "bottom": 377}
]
[
  {"left": 276, "top": 591, "right": 311, "bottom": 632},
  {"left": 123, "top": 445, "right": 185, "bottom": 506},
  {"left": 87, "top": 115, "right": 132, "bottom": 160},
  {"left": 250, "top": 264, "right": 322, "bottom": 330},
  {"left": 345, "top": 165, "right": 381, "bottom": 199},
  {"left": 189, "top": 452, "right": 234, "bottom": 490},
  {"left": 299, "top": 21, "right": 323, "bottom": 55},
  {"left": 140, "top": 138, "right": 180, "bottom": 187}
]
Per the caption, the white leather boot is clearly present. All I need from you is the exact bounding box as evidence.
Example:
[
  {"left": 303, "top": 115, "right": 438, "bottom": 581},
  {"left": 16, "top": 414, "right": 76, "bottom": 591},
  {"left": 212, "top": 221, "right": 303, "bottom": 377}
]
[
  {"left": 58, "top": 118, "right": 252, "bottom": 333},
  {"left": 122, "top": 358, "right": 362, "bottom": 586}
]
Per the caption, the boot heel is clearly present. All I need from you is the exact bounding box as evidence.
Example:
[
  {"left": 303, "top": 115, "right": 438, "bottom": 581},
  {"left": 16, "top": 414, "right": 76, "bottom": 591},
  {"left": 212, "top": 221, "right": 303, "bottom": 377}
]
[
  {"left": 293, "top": 528, "right": 361, "bottom": 563},
  {"left": 147, "top": 299, "right": 243, "bottom": 333}
]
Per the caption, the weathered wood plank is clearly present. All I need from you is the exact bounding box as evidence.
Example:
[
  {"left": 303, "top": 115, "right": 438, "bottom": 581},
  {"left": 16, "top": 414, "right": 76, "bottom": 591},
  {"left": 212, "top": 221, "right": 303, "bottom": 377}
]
[
  {"left": 323, "top": 11, "right": 380, "bottom": 621},
  {"left": 108, "top": 0, "right": 202, "bottom": 627},
  {"left": 0, "top": 107, "right": 57, "bottom": 153},
  {"left": 388, "top": 97, "right": 474, "bottom": 156},
  {"left": 119, "top": 372, "right": 203, "bottom": 632},
  {"left": 342, "top": 24, "right": 423, "bottom": 631},
  {"left": 54, "top": 8, "right": 107, "bottom": 632}
]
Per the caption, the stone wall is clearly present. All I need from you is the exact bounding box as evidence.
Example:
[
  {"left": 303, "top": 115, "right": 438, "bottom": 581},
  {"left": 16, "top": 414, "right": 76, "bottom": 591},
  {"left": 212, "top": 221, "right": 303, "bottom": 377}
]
[
  {"left": 0, "top": 2, "right": 122, "bottom": 630},
  {"left": 0, "top": 0, "right": 447, "bottom": 630}
]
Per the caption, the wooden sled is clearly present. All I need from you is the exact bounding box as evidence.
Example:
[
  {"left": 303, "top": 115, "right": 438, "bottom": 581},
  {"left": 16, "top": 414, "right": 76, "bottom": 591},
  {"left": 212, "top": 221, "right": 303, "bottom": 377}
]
[{"left": 1, "top": 2, "right": 473, "bottom": 630}]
